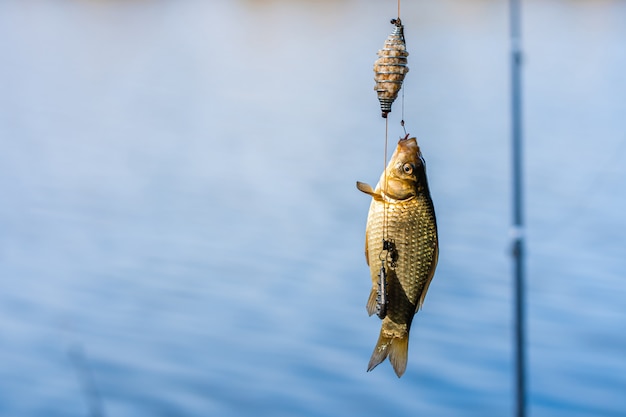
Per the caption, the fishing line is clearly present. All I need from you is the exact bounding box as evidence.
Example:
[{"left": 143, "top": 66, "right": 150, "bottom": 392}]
[
  {"left": 376, "top": 116, "right": 391, "bottom": 319},
  {"left": 382, "top": 116, "right": 389, "bottom": 247},
  {"left": 375, "top": 0, "right": 405, "bottom": 318},
  {"left": 400, "top": 2, "right": 407, "bottom": 137},
  {"left": 380, "top": 0, "right": 404, "bottom": 268},
  {"left": 401, "top": 81, "right": 407, "bottom": 136},
  {"left": 382, "top": 0, "right": 401, "bottom": 254}
]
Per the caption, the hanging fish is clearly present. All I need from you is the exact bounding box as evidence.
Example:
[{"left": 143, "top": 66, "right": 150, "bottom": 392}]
[
  {"left": 373, "top": 18, "right": 409, "bottom": 118},
  {"left": 356, "top": 136, "right": 438, "bottom": 377}
]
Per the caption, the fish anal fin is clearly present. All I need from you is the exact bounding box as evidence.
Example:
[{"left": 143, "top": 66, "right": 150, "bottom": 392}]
[{"left": 366, "top": 288, "right": 378, "bottom": 316}]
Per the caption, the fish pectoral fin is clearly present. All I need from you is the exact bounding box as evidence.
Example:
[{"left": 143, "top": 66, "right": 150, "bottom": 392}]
[{"left": 356, "top": 181, "right": 383, "bottom": 201}]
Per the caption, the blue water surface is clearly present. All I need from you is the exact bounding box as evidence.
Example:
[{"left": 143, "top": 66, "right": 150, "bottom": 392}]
[{"left": 1, "top": 1, "right": 625, "bottom": 416}]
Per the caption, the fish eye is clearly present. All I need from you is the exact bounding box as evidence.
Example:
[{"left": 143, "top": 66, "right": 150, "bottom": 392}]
[{"left": 402, "top": 163, "right": 413, "bottom": 175}]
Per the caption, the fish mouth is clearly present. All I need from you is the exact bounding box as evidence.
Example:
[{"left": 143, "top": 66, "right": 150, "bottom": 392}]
[
  {"left": 397, "top": 136, "right": 418, "bottom": 151},
  {"left": 396, "top": 137, "right": 421, "bottom": 164}
]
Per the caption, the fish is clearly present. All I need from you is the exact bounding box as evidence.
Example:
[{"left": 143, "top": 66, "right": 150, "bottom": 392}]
[{"left": 356, "top": 135, "right": 439, "bottom": 377}]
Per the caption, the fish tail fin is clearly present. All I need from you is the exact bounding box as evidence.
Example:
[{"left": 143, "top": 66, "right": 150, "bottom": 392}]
[
  {"left": 367, "top": 331, "right": 409, "bottom": 378},
  {"left": 388, "top": 335, "right": 409, "bottom": 377}
]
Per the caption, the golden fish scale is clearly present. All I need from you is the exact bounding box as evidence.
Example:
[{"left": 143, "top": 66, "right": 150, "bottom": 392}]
[{"left": 366, "top": 193, "right": 437, "bottom": 338}]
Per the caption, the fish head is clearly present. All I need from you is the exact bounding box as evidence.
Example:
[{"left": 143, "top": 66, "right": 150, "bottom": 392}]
[{"left": 381, "top": 136, "right": 425, "bottom": 200}]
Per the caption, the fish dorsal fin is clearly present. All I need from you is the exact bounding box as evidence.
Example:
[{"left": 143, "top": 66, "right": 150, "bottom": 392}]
[{"left": 356, "top": 181, "right": 384, "bottom": 201}]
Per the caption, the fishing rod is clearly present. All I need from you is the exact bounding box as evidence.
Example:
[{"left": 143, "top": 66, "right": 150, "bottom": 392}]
[{"left": 509, "top": 0, "right": 526, "bottom": 415}]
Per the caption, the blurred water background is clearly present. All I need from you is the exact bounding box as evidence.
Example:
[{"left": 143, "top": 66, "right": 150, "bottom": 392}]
[{"left": 1, "top": 0, "right": 625, "bottom": 416}]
